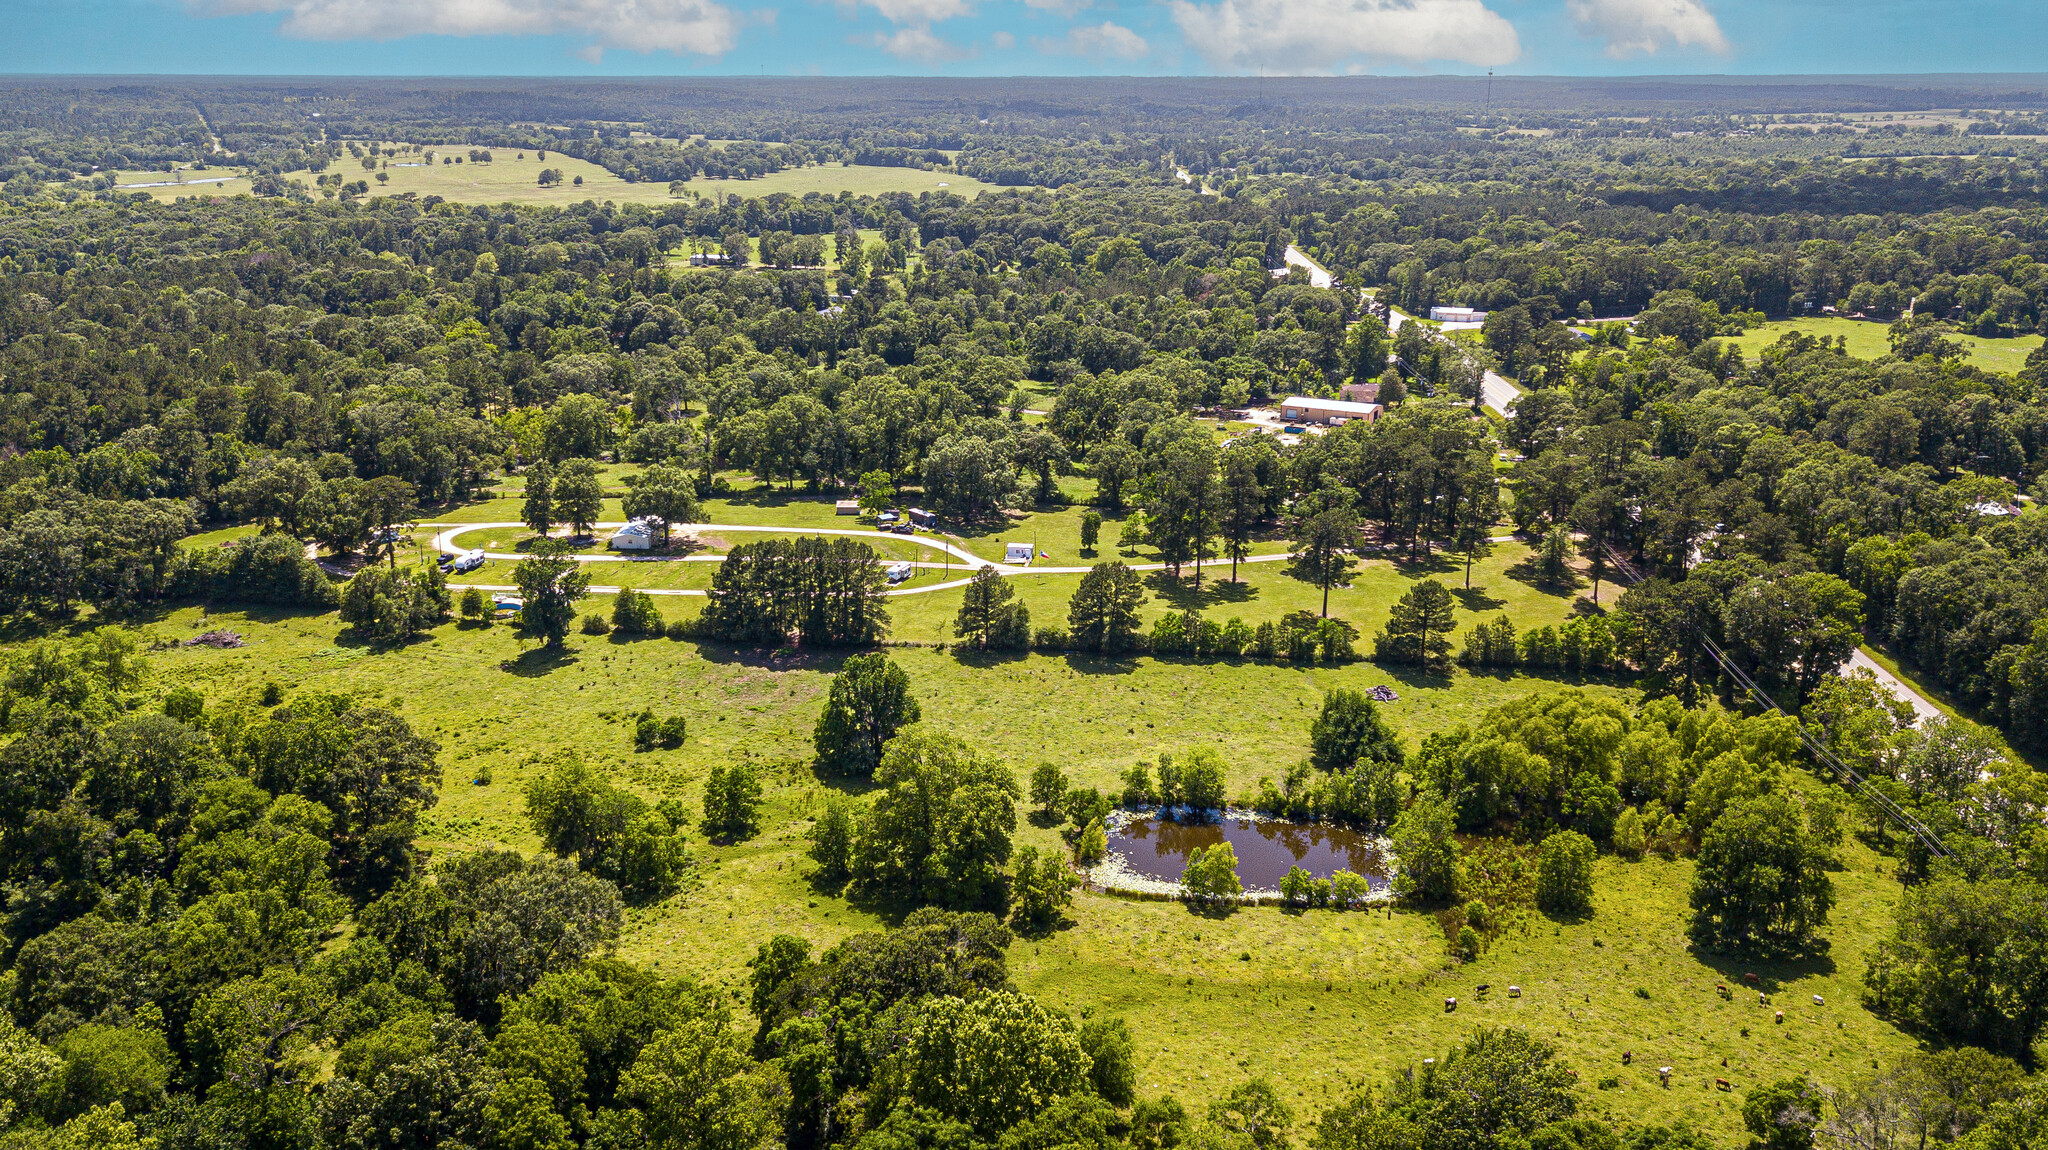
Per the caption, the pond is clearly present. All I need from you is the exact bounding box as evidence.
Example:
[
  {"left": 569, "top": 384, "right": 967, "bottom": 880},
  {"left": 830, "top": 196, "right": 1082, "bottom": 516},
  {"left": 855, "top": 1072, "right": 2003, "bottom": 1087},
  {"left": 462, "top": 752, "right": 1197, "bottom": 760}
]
[{"left": 1100, "top": 808, "right": 1393, "bottom": 895}]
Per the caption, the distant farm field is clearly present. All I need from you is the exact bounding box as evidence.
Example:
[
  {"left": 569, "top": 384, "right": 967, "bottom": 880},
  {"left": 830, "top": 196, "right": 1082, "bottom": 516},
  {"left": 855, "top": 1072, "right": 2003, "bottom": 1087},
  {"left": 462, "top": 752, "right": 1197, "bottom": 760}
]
[
  {"left": 1727, "top": 315, "right": 2043, "bottom": 372},
  {"left": 107, "top": 150, "right": 1011, "bottom": 207}
]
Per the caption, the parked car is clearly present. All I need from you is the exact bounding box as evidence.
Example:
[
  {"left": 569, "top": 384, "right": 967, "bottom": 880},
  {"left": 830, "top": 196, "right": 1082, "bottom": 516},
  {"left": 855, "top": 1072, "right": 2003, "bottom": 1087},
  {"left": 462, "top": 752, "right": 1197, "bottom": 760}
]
[{"left": 891, "top": 522, "right": 914, "bottom": 535}]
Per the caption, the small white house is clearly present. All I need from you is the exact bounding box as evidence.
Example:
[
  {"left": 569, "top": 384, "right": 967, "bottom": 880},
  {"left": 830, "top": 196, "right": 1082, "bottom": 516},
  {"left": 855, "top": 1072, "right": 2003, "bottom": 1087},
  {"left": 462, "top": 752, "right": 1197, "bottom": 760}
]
[
  {"left": 1429, "top": 306, "right": 1489, "bottom": 323},
  {"left": 1004, "top": 542, "right": 1035, "bottom": 564},
  {"left": 1277, "top": 396, "right": 1383, "bottom": 426},
  {"left": 607, "top": 518, "right": 660, "bottom": 550}
]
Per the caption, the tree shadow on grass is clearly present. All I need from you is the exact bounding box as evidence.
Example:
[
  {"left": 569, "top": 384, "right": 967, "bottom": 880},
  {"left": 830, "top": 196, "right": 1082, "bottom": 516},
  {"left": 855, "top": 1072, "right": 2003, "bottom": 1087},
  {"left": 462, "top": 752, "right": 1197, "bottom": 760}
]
[
  {"left": 1505, "top": 556, "right": 1582, "bottom": 598},
  {"left": 1688, "top": 943, "right": 1837, "bottom": 996},
  {"left": 952, "top": 646, "right": 1031, "bottom": 668},
  {"left": 1362, "top": 659, "right": 1456, "bottom": 691},
  {"left": 1060, "top": 651, "right": 1144, "bottom": 676},
  {"left": 500, "top": 645, "right": 581, "bottom": 677},
  {"left": 696, "top": 642, "right": 854, "bottom": 674},
  {"left": 1388, "top": 551, "right": 1462, "bottom": 578},
  {"left": 1146, "top": 572, "right": 1257, "bottom": 613},
  {"left": 1451, "top": 586, "right": 1508, "bottom": 613},
  {"left": 1182, "top": 899, "right": 1241, "bottom": 920}
]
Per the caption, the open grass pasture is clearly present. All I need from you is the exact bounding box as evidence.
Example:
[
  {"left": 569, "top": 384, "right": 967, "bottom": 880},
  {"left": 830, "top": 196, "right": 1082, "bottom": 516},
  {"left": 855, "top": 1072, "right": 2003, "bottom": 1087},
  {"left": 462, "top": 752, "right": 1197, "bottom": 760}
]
[
  {"left": 130, "top": 492, "right": 1909, "bottom": 1143},
  {"left": 135, "top": 590, "right": 1917, "bottom": 1143},
  {"left": 1726, "top": 316, "right": 2043, "bottom": 373},
  {"left": 111, "top": 148, "right": 1010, "bottom": 208}
]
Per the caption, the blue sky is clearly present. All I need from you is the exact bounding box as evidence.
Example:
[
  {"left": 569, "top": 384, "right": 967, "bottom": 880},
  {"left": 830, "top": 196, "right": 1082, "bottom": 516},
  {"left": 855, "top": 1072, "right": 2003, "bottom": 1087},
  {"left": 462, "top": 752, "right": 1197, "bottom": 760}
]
[{"left": 5, "top": 0, "right": 2047, "bottom": 77}]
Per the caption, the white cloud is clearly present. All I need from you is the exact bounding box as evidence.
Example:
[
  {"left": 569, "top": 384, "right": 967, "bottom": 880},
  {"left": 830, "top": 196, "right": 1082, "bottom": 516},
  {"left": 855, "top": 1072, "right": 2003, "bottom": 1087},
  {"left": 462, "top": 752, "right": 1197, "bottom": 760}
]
[
  {"left": 858, "top": 0, "right": 973, "bottom": 23},
  {"left": 192, "top": 0, "right": 743, "bottom": 56},
  {"left": 1022, "top": 0, "right": 1091, "bottom": 15},
  {"left": 1045, "top": 20, "right": 1146, "bottom": 59},
  {"left": 1567, "top": 0, "right": 1727, "bottom": 57},
  {"left": 870, "top": 25, "right": 971, "bottom": 59},
  {"left": 1170, "top": 0, "right": 1518, "bottom": 72},
  {"left": 991, "top": 29, "right": 1016, "bottom": 48}
]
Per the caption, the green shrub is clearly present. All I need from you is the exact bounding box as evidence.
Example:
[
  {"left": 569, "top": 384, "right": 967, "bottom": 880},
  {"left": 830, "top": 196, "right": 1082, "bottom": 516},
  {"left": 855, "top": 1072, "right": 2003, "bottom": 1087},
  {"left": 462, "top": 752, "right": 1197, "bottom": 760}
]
[
  {"left": 579, "top": 612, "right": 610, "bottom": 635},
  {"left": 1535, "top": 830, "right": 1598, "bottom": 917},
  {"left": 162, "top": 687, "right": 204, "bottom": 724}
]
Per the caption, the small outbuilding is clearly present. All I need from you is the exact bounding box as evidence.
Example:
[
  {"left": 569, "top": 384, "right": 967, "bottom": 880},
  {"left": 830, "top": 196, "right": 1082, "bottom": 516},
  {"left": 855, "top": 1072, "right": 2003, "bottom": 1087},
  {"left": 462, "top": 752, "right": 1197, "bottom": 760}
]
[
  {"left": 607, "top": 518, "right": 658, "bottom": 550},
  {"left": 834, "top": 500, "right": 859, "bottom": 515},
  {"left": 1004, "top": 542, "right": 1035, "bottom": 564}
]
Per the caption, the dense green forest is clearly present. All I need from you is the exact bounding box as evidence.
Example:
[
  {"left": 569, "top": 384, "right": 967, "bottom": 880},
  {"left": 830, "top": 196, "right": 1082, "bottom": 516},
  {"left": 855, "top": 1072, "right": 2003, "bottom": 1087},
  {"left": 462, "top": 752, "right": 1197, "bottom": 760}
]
[{"left": 2, "top": 76, "right": 2048, "bottom": 1150}]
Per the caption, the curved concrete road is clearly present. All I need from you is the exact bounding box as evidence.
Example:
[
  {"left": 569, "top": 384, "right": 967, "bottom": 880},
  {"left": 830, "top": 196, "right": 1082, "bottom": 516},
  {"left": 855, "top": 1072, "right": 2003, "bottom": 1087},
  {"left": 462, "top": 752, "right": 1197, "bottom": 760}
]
[{"left": 429, "top": 520, "right": 1304, "bottom": 597}]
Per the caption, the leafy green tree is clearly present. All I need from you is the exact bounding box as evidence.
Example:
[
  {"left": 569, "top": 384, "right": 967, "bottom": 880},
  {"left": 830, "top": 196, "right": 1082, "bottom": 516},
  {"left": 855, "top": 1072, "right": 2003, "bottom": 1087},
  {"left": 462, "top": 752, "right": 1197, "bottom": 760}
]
[
  {"left": 1067, "top": 562, "right": 1147, "bottom": 655},
  {"left": 1390, "top": 794, "right": 1460, "bottom": 904},
  {"left": 889, "top": 990, "right": 1089, "bottom": 1138},
  {"left": 699, "top": 536, "right": 890, "bottom": 647},
  {"left": 700, "top": 764, "right": 762, "bottom": 844},
  {"left": 1076, "top": 817, "right": 1107, "bottom": 864},
  {"left": 1411, "top": 1028, "right": 1579, "bottom": 1149},
  {"left": 850, "top": 730, "right": 1019, "bottom": 910},
  {"left": 1688, "top": 794, "right": 1834, "bottom": 955},
  {"left": 552, "top": 459, "right": 604, "bottom": 537},
  {"left": 1079, "top": 1017, "right": 1136, "bottom": 1108},
  {"left": 954, "top": 566, "right": 1029, "bottom": 651},
  {"left": 1181, "top": 842, "right": 1241, "bottom": 900},
  {"left": 621, "top": 1006, "right": 783, "bottom": 1150},
  {"left": 1376, "top": 579, "right": 1458, "bottom": 672},
  {"left": 1029, "top": 763, "right": 1068, "bottom": 818},
  {"left": 512, "top": 539, "right": 590, "bottom": 648},
  {"left": 43, "top": 1023, "right": 171, "bottom": 1122},
  {"left": 610, "top": 588, "right": 665, "bottom": 636},
  {"left": 1079, "top": 511, "right": 1101, "bottom": 553},
  {"left": 1008, "top": 845, "right": 1075, "bottom": 930},
  {"left": 1210, "top": 1078, "right": 1294, "bottom": 1148},
  {"left": 1743, "top": 1077, "right": 1822, "bottom": 1150},
  {"left": 524, "top": 757, "right": 690, "bottom": 903},
  {"left": 620, "top": 464, "right": 700, "bottom": 547},
  {"left": 813, "top": 653, "right": 920, "bottom": 778},
  {"left": 1288, "top": 506, "right": 1358, "bottom": 617},
  {"left": 809, "top": 797, "right": 856, "bottom": 880},
  {"left": 1309, "top": 689, "right": 1404, "bottom": 772},
  {"left": 521, "top": 463, "right": 555, "bottom": 537},
  {"left": 1177, "top": 746, "right": 1228, "bottom": 812},
  {"left": 1534, "top": 830, "right": 1597, "bottom": 917},
  {"left": 1219, "top": 442, "right": 1272, "bottom": 584},
  {"left": 1143, "top": 436, "right": 1222, "bottom": 584},
  {"left": 1865, "top": 874, "right": 2048, "bottom": 1058},
  {"left": 857, "top": 470, "right": 894, "bottom": 517},
  {"left": 361, "top": 475, "right": 417, "bottom": 570},
  {"left": 1725, "top": 571, "right": 1866, "bottom": 705},
  {"left": 338, "top": 563, "right": 450, "bottom": 646}
]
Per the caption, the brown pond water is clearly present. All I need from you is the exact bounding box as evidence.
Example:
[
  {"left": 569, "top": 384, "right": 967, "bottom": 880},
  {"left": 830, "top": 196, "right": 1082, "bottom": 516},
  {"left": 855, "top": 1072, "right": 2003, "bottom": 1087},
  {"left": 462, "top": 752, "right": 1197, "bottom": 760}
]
[{"left": 1106, "top": 811, "right": 1392, "bottom": 891}]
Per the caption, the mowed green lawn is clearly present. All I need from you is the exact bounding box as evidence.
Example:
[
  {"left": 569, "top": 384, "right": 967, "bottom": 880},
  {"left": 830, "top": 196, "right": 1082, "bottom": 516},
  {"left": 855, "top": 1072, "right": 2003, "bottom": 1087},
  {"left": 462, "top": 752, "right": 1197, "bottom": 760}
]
[{"left": 1727, "top": 316, "right": 2043, "bottom": 373}]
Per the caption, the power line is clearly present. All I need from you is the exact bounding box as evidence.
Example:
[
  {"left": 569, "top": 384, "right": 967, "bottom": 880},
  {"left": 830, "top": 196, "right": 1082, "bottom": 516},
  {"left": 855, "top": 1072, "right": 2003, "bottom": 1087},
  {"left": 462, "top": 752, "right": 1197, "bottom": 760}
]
[{"left": 1598, "top": 542, "right": 1949, "bottom": 859}]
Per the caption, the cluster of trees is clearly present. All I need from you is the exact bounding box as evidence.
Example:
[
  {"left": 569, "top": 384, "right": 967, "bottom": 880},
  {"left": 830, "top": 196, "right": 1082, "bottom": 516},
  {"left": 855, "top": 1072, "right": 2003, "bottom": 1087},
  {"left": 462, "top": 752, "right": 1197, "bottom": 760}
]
[
  {"left": 698, "top": 537, "right": 890, "bottom": 647},
  {"left": 1384, "top": 689, "right": 1845, "bottom": 957}
]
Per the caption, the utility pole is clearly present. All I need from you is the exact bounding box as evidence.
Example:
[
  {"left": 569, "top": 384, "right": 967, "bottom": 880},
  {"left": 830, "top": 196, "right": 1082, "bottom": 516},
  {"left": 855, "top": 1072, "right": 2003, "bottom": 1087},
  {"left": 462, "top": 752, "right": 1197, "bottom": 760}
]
[{"left": 1485, "top": 70, "right": 1494, "bottom": 116}]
